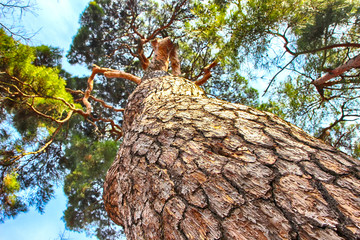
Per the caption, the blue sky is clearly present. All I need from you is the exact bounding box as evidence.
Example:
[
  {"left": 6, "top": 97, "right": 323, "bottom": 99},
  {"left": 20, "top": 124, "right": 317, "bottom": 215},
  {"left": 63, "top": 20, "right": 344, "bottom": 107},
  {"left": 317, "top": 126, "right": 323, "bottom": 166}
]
[{"left": 0, "top": 0, "right": 99, "bottom": 239}]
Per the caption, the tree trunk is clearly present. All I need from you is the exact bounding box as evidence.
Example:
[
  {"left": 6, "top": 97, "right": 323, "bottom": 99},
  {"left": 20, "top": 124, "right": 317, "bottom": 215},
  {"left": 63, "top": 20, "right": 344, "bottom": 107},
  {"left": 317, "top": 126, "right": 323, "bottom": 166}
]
[{"left": 103, "top": 70, "right": 360, "bottom": 239}]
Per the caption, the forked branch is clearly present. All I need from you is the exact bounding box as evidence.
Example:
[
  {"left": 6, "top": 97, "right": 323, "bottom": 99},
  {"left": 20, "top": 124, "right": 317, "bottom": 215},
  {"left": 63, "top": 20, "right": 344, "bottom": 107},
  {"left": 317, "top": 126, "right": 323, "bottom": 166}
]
[
  {"left": 146, "top": 37, "right": 181, "bottom": 76},
  {"left": 66, "top": 88, "right": 124, "bottom": 112},
  {"left": 83, "top": 64, "right": 141, "bottom": 116},
  {"left": 128, "top": 0, "right": 187, "bottom": 71}
]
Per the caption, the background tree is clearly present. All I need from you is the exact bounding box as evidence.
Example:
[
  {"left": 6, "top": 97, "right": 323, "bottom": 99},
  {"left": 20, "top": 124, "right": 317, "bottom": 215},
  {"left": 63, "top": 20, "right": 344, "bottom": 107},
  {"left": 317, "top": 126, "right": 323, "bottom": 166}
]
[{"left": 0, "top": 29, "right": 123, "bottom": 237}]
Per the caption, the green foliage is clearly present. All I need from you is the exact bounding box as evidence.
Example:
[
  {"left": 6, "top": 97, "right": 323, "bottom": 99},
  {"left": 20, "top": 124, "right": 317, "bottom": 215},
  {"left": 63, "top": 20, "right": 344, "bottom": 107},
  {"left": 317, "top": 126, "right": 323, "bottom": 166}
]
[
  {"left": 0, "top": 29, "right": 74, "bottom": 117},
  {"left": 193, "top": 0, "right": 360, "bottom": 156},
  {"left": 0, "top": 170, "right": 27, "bottom": 222},
  {"left": 204, "top": 71, "right": 259, "bottom": 107},
  {"left": 67, "top": 0, "right": 126, "bottom": 67},
  {"left": 0, "top": 29, "right": 78, "bottom": 222},
  {"left": 61, "top": 132, "right": 122, "bottom": 239},
  {"left": 294, "top": 0, "right": 356, "bottom": 50},
  {"left": 260, "top": 76, "right": 323, "bottom": 128},
  {"left": 33, "top": 45, "right": 63, "bottom": 68}
]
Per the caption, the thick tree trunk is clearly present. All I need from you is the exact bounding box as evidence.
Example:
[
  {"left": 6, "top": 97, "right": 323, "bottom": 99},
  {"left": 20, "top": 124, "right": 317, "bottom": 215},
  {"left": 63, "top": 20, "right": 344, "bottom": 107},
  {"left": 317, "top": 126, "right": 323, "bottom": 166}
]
[{"left": 103, "top": 71, "right": 360, "bottom": 239}]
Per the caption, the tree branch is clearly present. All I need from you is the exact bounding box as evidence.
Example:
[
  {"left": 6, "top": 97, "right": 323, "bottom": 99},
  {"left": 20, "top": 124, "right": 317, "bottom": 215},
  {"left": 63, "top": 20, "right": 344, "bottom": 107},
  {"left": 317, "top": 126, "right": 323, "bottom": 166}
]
[
  {"left": 136, "top": 38, "right": 150, "bottom": 70},
  {"left": 91, "top": 116, "right": 123, "bottom": 139},
  {"left": 297, "top": 43, "right": 360, "bottom": 55},
  {"left": 146, "top": 0, "right": 188, "bottom": 42},
  {"left": 26, "top": 101, "right": 74, "bottom": 124},
  {"left": 272, "top": 32, "right": 296, "bottom": 55},
  {"left": 104, "top": 70, "right": 141, "bottom": 85},
  {"left": 2, "top": 122, "right": 63, "bottom": 166},
  {"left": 194, "top": 60, "right": 218, "bottom": 86},
  {"left": 316, "top": 102, "right": 359, "bottom": 140},
  {"left": 313, "top": 54, "right": 360, "bottom": 97},
  {"left": 148, "top": 37, "right": 173, "bottom": 72},
  {"left": 1, "top": 76, "right": 77, "bottom": 115},
  {"left": 82, "top": 64, "right": 141, "bottom": 117},
  {"left": 273, "top": 31, "right": 360, "bottom": 56}
]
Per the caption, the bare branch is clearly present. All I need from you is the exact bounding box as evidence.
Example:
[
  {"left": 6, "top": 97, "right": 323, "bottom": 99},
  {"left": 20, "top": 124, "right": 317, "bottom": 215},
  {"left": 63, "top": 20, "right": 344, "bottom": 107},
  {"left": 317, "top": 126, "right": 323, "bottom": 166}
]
[
  {"left": 0, "top": 1, "right": 31, "bottom": 10},
  {"left": 0, "top": 0, "right": 37, "bottom": 41},
  {"left": 262, "top": 57, "right": 297, "bottom": 96},
  {"left": 104, "top": 70, "right": 141, "bottom": 85}
]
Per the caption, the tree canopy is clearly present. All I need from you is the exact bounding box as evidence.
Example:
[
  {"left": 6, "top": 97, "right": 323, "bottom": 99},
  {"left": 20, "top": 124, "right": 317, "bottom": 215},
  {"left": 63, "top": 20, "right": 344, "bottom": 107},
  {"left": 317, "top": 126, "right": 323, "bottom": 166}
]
[
  {"left": 0, "top": 0, "right": 359, "bottom": 239},
  {"left": 191, "top": 0, "right": 360, "bottom": 157}
]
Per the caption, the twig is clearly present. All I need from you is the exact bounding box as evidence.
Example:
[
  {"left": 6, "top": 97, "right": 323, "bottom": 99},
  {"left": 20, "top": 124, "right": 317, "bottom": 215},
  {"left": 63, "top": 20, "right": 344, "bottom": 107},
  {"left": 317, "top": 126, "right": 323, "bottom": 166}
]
[
  {"left": 262, "top": 56, "right": 296, "bottom": 96},
  {"left": 26, "top": 102, "right": 74, "bottom": 124},
  {"left": 3, "top": 123, "right": 63, "bottom": 166}
]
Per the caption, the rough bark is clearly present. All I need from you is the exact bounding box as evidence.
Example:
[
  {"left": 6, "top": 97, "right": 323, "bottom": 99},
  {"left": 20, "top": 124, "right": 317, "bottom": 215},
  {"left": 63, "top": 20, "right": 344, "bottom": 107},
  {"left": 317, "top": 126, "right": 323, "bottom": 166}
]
[{"left": 103, "top": 70, "right": 360, "bottom": 239}]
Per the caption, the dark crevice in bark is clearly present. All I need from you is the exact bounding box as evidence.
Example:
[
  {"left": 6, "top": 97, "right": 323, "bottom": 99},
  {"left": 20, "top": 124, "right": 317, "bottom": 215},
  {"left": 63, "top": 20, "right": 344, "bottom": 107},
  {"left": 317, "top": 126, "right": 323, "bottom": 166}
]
[
  {"left": 312, "top": 151, "right": 345, "bottom": 177},
  {"left": 270, "top": 177, "right": 300, "bottom": 240},
  {"left": 314, "top": 180, "right": 358, "bottom": 240}
]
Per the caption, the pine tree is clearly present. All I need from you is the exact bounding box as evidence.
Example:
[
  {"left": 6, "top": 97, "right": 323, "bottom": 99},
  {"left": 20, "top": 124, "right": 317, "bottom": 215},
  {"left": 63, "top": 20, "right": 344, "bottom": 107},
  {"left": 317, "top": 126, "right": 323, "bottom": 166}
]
[{"left": 103, "top": 38, "right": 360, "bottom": 240}]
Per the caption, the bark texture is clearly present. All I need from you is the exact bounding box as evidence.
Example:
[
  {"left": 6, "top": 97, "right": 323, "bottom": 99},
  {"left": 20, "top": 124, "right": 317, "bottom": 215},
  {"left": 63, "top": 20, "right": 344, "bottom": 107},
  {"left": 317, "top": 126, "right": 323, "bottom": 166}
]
[{"left": 103, "top": 71, "right": 360, "bottom": 239}]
